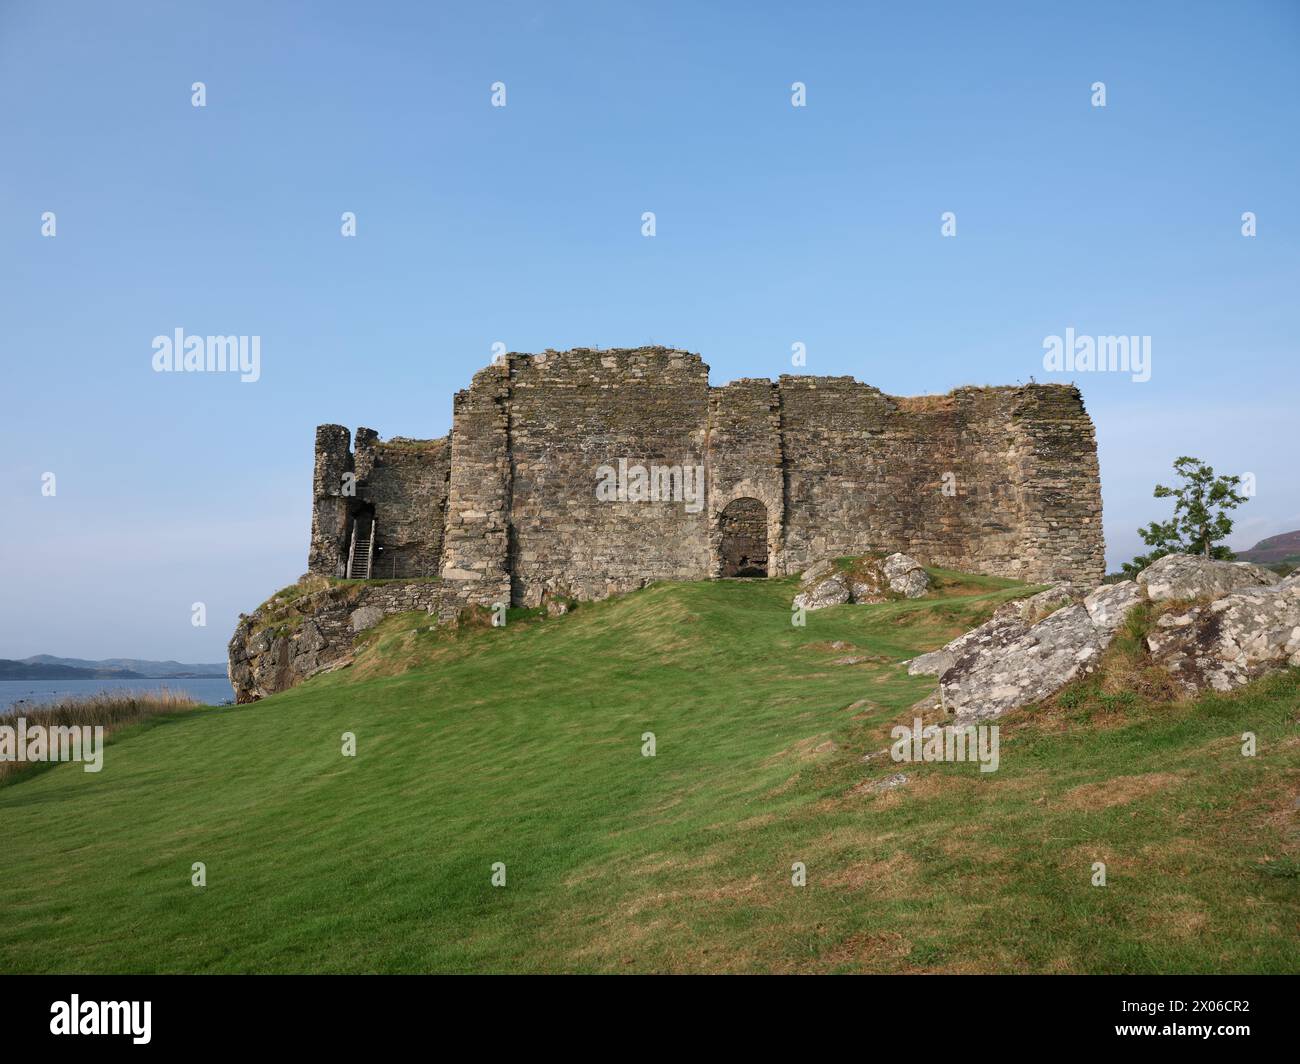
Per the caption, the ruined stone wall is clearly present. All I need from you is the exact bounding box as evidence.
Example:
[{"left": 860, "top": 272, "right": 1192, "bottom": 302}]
[
  {"left": 505, "top": 348, "right": 711, "bottom": 606},
  {"left": 358, "top": 435, "right": 450, "bottom": 580},
  {"left": 777, "top": 380, "right": 1007, "bottom": 574},
  {"left": 439, "top": 364, "right": 513, "bottom": 607},
  {"left": 706, "top": 379, "right": 785, "bottom": 576},
  {"left": 774, "top": 376, "right": 899, "bottom": 570},
  {"left": 309, "top": 425, "right": 451, "bottom": 581},
  {"left": 306, "top": 348, "right": 1105, "bottom": 601},
  {"left": 773, "top": 380, "right": 1102, "bottom": 584},
  {"left": 1006, "top": 385, "right": 1105, "bottom": 585},
  {"left": 309, "top": 424, "right": 354, "bottom": 578}
]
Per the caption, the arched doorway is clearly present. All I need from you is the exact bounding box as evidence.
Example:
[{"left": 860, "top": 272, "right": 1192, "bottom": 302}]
[{"left": 719, "top": 498, "right": 768, "bottom": 577}]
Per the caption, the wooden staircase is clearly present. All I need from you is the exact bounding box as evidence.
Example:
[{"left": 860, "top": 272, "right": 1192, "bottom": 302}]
[{"left": 346, "top": 520, "right": 375, "bottom": 579}]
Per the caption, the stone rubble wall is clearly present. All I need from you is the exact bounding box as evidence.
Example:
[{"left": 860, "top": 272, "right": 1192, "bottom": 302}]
[
  {"left": 308, "top": 424, "right": 354, "bottom": 578},
  {"left": 778, "top": 380, "right": 1029, "bottom": 578},
  {"left": 707, "top": 379, "right": 786, "bottom": 576},
  {"left": 1006, "top": 385, "right": 1106, "bottom": 586},
  {"left": 355, "top": 431, "right": 450, "bottom": 580},
  {"left": 506, "top": 348, "right": 711, "bottom": 606},
  {"left": 305, "top": 346, "right": 1105, "bottom": 607},
  {"left": 439, "top": 363, "right": 513, "bottom": 607}
]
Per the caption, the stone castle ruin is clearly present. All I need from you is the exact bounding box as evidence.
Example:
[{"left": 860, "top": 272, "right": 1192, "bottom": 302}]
[{"left": 308, "top": 346, "right": 1105, "bottom": 606}]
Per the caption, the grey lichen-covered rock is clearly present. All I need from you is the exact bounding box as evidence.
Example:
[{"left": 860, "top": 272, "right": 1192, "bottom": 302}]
[
  {"left": 793, "top": 570, "right": 851, "bottom": 611},
  {"left": 796, "top": 553, "right": 930, "bottom": 612},
  {"left": 934, "top": 583, "right": 1149, "bottom": 721},
  {"left": 349, "top": 605, "right": 386, "bottom": 632},
  {"left": 916, "top": 551, "right": 1297, "bottom": 721},
  {"left": 1136, "top": 553, "right": 1280, "bottom": 602},
  {"left": 849, "top": 565, "right": 889, "bottom": 604},
  {"left": 907, "top": 614, "right": 1028, "bottom": 677},
  {"left": 882, "top": 552, "right": 930, "bottom": 598},
  {"left": 906, "top": 649, "right": 952, "bottom": 677},
  {"left": 297, "top": 619, "right": 326, "bottom": 653},
  {"left": 1146, "top": 582, "right": 1300, "bottom": 694},
  {"left": 941, "top": 604, "right": 1106, "bottom": 723},
  {"left": 993, "top": 584, "right": 1077, "bottom": 625},
  {"left": 1083, "top": 580, "right": 1146, "bottom": 636},
  {"left": 908, "top": 584, "right": 1078, "bottom": 678}
]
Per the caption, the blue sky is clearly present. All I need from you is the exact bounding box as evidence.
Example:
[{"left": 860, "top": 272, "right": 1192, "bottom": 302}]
[{"left": 2, "top": 0, "right": 1297, "bottom": 661}]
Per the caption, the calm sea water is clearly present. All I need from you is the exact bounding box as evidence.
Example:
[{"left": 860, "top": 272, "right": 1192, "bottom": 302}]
[{"left": 0, "top": 677, "right": 234, "bottom": 714}]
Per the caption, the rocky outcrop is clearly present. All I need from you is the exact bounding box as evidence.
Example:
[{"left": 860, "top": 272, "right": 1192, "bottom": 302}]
[
  {"left": 1146, "top": 579, "right": 1300, "bottom": 694},
  {"left": 882, "top": 553, "right": 930, "bottom": 599},
  {"left": 793, "top": 570, "right": 851, "bottom": 611},
  {"left": 940, "top": 604, "right": 1106, "bottom": 722},
  {"left": 910, "top": 554, "right": 1297, "bottom": 723},
  {"left": 908, "top": 614, "right": 1028, "bottom": 679},
  {"left": 794, "top": 553, "right": 931, "bottom": 612},
  {"left": 993, "top": 584, "right": 1077, "bottom": 625},
  {"left": 1082, "top": 580, "right": 1146, "bottom": 637},
  {"left": 227, "top": 576, "right": 479, "bottom": 703},
  {"left": 908, "top": 583, "right": 1079, "bottom": 678},
  {"left": 1136, "top": 553, "right": 1279, "bottom": 602}
]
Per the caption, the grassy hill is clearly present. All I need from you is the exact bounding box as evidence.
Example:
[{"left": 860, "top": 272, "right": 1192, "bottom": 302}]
[{"left": 1, "top": 570, "right": 1296, "bottom": 974}]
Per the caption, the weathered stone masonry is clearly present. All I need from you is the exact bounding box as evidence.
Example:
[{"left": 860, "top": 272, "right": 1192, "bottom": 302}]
[
  {"left": 232, "top": 346, "right": 1104, "bottom": 701},
  {"left": 309, "top": 347, "right": 1105, "bottom": 600}
]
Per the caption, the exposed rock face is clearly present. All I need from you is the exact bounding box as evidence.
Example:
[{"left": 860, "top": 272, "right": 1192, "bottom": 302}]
[
  {"left": 1146, "top": 582, "right": 1300, "bottom": 693},
  {"left": 227, "top": 577, "right": 483, "bottom": 703},
  {"left": 882, "top": 553, "right": 930, "bottom": 599},
  {"left": 993, "top": 584, "right": 1077, "bottom": 625},
  {"left": 911, "top": 554, "right": 1298, "bottom": 723},
  {"left": 941, "top": 605, "right": 1105, "bottom": 723},
  {"left": 908, "top": 614, "right": 1028, "bottom": 679},
  {"left": 909, "top": 583, "right": 1077, "bottom": 678},
  {"left": 349, "top": 605, "right": 386, "bottom": 633},
  {"left": 1136, "top": 553, "right": 1279, "bottom": 602},
  {"left": 798, "top": 559, "right": 836, "bottom": 587},
  {"left": 1082, "top": 580, "right": 1145, "bottom": 637},
  {"left": 794, "top": 554, "right": 930, "bottom": 612},
  {"left": 793, "top": 570, "right": 851, "bottom": 611},
  {"left": 848, "top": 564, "right": 888, "bottom": 604}
]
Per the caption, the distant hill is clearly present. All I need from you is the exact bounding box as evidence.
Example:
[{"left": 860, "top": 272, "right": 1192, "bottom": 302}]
[
  {"left": 1237, "top": 530, "right": 1300, "bottom": 569},
  {"left": 0, "top": 659, "right": 147, "bottom": 680},
  {"left": 18, "top": 655, "right": 227, "bottom": 679}
]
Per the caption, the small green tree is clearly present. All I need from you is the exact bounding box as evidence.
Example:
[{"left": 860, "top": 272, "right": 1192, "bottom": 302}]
[{"left": 1120, "top": 457, "right": 1248, "bottom": 578}]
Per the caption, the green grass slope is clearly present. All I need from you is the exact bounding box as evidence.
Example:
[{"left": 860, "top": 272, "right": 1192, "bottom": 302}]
[{"left": 1, "top": 571, "right": 1296, "bottom": 973}]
